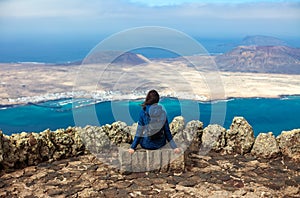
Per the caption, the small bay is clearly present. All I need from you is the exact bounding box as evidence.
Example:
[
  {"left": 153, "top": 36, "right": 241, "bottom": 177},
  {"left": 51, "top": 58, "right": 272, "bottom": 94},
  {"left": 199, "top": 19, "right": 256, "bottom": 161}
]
[{"left": 0, "top": 96, "right": 299, "bottom": 136}]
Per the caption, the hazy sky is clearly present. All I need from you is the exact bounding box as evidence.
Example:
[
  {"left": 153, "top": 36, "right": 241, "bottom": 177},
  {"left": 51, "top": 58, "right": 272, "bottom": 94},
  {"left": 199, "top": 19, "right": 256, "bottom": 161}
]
[
  {"left": 0, "top": 0, "right": 299, "bottom": 38},
  {"left": 130, "top": 0, "right": 300, "bottom": 6},
  {"left": 0, "top": 0, "right": 299, "bottom": 62}
]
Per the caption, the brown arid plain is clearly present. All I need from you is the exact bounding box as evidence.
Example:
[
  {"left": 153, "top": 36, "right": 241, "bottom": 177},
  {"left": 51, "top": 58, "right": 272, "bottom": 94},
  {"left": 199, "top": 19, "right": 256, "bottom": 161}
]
[{"left": 0, "top": 55, "right": 299, "bottom": 106}]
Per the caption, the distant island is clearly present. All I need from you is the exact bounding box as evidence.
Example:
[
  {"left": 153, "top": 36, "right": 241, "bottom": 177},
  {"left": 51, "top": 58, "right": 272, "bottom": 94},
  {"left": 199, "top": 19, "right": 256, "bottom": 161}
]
[
  {"left": 0, "top": 35, "right": 299, "bottom": 106},
  {"left": 240, "top": 35, "right": 288, "bottom": 46},
  {"left": 81, "top": 35, "right": 300, "bottom": 74},
  {"left": 215, "top": 45, "right": 300, "bottom": 74},
  {"left": 214, "top": 35, "right": 300, "bottom": 74}
]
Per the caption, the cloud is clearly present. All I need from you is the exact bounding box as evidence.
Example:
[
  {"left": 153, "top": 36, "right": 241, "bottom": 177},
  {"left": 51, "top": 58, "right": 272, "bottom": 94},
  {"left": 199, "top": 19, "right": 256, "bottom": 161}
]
[
  {"left": 129, "top": 0, "right": 300, "bottom": 7},
  {"left": 174, "top": 2, "right": 300, "bottom": 19},
  {"left": 0, "top": 0, "right": 299, "bottom": 37},
  {"left": 0, "top": 0, "right": 105, "bottom": 18},
  {"left": 1, "top": 0, "right": 299, "bottom": 19}
]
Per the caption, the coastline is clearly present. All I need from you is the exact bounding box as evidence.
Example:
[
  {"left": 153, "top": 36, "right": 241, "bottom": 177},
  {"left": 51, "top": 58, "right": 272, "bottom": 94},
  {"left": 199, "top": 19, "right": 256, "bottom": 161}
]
[
  {"left": 1, "top": 61, "right": 300, "bottom": 107},
  {"left": 1, "top": 91, "right": 300, "bottom": 108}
]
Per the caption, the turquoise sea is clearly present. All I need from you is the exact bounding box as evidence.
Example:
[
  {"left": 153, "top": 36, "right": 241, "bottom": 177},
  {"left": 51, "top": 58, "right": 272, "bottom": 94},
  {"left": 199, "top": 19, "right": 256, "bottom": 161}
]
[{"left": 0, "top": 96, "right": 299, "bottom": 136}]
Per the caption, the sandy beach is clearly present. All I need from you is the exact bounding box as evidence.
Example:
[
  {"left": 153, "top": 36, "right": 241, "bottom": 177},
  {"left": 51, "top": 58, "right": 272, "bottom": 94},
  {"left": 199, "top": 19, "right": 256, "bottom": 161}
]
[{"left": 0, "top": 60, "right": 299, "bottom": 106}]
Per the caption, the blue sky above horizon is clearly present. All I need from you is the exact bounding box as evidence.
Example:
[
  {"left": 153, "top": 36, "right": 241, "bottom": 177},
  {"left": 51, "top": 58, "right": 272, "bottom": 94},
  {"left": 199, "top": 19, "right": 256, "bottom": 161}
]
[
  {"left": 130, "top": 0, "right": 300, "bottom": 6},
  {"left": 0, "top": 0, "right": 300, "bottom": 36},
  {"left": 0, "top": 0, "right": 299, "bottom": 62},
  {"left": 1, "top": 0, "right": 299, "bottom": 37}
]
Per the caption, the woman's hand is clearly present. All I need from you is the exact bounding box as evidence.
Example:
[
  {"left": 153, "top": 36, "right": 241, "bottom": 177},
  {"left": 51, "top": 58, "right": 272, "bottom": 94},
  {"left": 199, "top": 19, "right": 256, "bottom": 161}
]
[
  {"left": 128, "top": 148, "right": 135, "bottom": 154},
  {"left": 174, "top": 148, "right": 181, "bottom": 154}
]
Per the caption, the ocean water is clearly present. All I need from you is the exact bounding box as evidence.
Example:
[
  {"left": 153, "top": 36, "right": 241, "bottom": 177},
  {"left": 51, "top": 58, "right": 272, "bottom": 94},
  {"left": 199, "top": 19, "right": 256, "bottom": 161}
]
[
  {"left": 1, "top": 96, "right": 299, "bottom": 136},
  {"left": 1, "top": 35, "right": 300, "bottom": 63},
  {"left": 0, "top": 37, "right": 253, "bottom": 63}
]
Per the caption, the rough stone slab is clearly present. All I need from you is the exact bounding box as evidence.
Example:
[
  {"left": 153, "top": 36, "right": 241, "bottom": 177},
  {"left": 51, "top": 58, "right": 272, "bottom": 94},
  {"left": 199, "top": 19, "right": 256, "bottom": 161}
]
[
  {"left": 118, "top": 148, "right": 185, "bottom": 173},
  {"left": 131, "top": 150, "right": 147, "bottom": 172},
  {"left": 160, "top": 149, "right": 171, "bottom": 172},
  {"left": 146, "top": 150, "right": 162, "bottom": 172},
  {"left": 118, "top": 148, "right": 132, "bottom": 173}
]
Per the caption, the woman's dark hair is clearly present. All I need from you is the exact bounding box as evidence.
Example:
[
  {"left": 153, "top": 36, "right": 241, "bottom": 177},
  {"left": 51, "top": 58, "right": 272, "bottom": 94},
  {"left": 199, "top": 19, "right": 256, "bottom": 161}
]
[{"left": 142, "top": 90, "right": 160, "bottom": 109}]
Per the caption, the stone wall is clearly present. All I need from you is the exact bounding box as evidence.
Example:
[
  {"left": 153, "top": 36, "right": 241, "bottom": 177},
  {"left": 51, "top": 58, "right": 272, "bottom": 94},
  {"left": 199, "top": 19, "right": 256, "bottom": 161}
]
[
  {"left": 0, "top": 116, "right": 299, "bottom": 171},
  {"left": 0, "top": 127, "right": 85, "bottom": 169}
]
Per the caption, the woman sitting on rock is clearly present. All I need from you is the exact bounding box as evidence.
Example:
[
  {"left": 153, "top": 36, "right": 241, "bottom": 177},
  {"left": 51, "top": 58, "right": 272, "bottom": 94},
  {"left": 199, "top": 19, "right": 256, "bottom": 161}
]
[{"left": 128, "top": 90, "right": 181, "bottom": 154}]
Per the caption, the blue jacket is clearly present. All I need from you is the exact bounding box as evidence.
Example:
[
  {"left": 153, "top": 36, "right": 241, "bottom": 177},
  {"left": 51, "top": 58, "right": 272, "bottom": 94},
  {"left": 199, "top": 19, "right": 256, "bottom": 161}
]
[{"left": 130, "top": 104, "right": 177, "bottom": 150}]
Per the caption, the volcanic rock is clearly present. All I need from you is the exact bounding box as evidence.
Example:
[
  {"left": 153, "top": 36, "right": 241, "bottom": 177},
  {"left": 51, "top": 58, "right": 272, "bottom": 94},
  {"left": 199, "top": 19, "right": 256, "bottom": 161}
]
[
  {"left": 201, "top": 124, "right": 226, "bottom": 152},
  {"left": 169, "top": 116, "right": 185, "bottom": 137},
  {"left": 251, "top": 132, "right": 280, "bottom": 158},
  {"left": 224, "top": 117, "right": 255, "bottom": 155},
  {"left": 277, "top": 129, "right": 300, "bottom": 161}
]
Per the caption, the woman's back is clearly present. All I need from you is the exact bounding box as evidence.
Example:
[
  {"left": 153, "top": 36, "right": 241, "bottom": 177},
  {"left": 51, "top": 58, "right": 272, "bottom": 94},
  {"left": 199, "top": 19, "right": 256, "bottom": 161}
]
[{"left": 128, "top": 90, "right": 180, "bottom": 154}]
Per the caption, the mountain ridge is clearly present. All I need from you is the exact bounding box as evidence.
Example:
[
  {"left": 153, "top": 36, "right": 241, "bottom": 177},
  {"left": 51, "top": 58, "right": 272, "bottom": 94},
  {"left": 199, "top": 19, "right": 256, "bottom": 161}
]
[
  {"left": 240, "top": 35, "right": 288, "bottom": 46},
  {"left": 83, "top": 51, "right": 149, "bottom": 66},
  {"left": 216, "top": 45, "right": 300, "bottom": 74}
]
